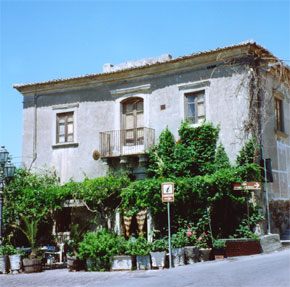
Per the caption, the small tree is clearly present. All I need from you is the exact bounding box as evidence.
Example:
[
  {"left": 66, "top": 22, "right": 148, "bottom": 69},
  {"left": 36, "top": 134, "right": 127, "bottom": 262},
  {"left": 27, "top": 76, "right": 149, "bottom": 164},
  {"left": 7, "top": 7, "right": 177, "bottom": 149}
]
[{"left": 4, "top": 169, "right": 61, "bottom": 254}]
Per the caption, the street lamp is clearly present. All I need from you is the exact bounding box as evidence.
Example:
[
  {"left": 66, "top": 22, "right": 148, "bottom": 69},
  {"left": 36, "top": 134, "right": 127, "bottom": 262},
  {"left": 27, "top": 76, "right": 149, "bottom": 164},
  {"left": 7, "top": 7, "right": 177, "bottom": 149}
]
[{"left": 0, "top": 146, "right": 16, "bottom": 245}]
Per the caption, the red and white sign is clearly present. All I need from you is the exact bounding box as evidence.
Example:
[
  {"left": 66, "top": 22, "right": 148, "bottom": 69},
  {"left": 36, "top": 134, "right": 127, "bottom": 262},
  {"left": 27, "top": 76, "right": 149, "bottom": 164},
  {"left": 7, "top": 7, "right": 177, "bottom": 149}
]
[
  {"left": 233, "top": 182, "right": 262, "bottom": 190},
  {"left": 161, "top": 182, "right": 174, "bottom": 202}
]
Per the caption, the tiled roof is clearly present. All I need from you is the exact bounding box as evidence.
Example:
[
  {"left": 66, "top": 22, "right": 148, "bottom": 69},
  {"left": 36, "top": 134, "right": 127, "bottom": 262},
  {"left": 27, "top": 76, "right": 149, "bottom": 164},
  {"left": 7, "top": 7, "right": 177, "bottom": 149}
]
[{"left": 13, "top": 40, "right": 285, "bottom": 90}]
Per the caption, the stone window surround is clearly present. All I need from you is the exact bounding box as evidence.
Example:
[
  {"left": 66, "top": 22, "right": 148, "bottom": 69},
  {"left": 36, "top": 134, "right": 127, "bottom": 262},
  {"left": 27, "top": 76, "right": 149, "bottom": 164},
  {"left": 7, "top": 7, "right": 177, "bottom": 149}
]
[
  {"left": 52, "top": 104, "right": 79, "bottom": 149},
  {"left": 114, "top": 93, "right": 149, "bottom": 132},
  {"left": 178, "top": 80, "right": 210, "bottom": 127},
  {"left": 274, "top": 91, "right": 288, "bottom": 138}
]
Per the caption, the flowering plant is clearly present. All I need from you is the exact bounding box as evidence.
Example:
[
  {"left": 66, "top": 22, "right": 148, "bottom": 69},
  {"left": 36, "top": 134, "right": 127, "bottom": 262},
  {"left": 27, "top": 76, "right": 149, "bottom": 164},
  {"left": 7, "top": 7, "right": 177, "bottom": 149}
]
[
  {"left": 195, "top": 232, "right": 209, "bottom": 248},
  {"left": 184, "top": 228, "right": 198, "bottom": 246}
]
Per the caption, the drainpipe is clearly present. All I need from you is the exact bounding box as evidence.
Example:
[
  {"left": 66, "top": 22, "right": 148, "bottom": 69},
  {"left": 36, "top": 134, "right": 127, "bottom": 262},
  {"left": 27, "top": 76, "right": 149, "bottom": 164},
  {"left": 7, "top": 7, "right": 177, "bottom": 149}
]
[{"left": 29, "top": 94, "right": 39, "bottom": 169}]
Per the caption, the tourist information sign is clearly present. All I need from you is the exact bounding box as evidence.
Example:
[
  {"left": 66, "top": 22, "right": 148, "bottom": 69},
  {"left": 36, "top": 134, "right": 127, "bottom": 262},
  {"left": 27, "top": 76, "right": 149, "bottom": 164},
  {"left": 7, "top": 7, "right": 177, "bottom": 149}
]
[
  {"left": 233, "top": 182, "right": 262, "bottom": 190},
  {"left": 161, "top": 182, "right": 174, "bottom": 269},
  {"left": 161, "top": 182, "right": 174, "bottom": 202}
]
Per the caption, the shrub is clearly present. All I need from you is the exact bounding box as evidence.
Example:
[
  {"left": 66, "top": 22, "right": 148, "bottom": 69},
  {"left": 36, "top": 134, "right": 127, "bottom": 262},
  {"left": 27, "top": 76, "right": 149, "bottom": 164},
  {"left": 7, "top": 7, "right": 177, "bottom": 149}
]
[
  {"left": 127, "top": 236, "right": 151, "bottom": 256},
  {"left": 0, "top": 244, "right": 17, "bottom": 255},
  {"left": 78, "top": 229, "right": 119, "bottom": 271},
  {"left": 151, "top": 237, "right": 168, "bottom": 252},
  {"left": 171, "top": 231, "right": 186, "bottom": 248}
]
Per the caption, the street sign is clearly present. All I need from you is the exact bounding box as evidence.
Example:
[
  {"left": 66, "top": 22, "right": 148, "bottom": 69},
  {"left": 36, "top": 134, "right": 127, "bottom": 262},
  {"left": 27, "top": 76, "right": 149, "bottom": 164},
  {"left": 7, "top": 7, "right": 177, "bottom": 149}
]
[
  {"left": 161, "top": 182, "right": 174, "bottom": 269},
  {"left": 233, "top": 182, "right": 262, "bottom": 190},
  {"left": 161, "top": 182, "right": 174, "bottom": 202}
]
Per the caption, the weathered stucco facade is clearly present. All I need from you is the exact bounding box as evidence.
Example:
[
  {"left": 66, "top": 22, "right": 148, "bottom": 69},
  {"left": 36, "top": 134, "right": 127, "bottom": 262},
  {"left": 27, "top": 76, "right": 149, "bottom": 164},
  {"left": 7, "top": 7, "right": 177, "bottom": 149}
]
[{"left": 14, "top": 41, "right": 290, "bottom": 236}]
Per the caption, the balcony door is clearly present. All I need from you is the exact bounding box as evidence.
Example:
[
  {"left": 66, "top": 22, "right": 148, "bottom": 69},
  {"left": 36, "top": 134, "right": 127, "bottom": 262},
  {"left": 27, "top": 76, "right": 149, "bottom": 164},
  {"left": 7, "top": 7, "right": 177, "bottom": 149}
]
[{"left": 122, "top": 98, "right": 144, "bottom": 147}]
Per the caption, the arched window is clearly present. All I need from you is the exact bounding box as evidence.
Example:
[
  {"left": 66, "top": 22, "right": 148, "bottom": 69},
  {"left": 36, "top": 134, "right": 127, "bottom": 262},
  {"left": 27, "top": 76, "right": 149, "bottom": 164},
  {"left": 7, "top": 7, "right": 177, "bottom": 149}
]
[{"left": 121, "top": 97, "right": 144, "bottom": 146}]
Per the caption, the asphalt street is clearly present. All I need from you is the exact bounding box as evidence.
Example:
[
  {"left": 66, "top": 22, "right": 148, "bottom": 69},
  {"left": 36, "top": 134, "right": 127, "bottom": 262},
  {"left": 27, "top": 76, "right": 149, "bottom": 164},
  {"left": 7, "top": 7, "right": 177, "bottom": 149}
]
[{"left": 1, "top": 248, "right": 289, "bottom": 287}]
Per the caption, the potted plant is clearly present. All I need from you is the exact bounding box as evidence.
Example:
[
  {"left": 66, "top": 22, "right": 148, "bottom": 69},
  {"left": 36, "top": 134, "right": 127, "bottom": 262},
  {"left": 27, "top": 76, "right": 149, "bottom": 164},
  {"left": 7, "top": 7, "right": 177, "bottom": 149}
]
[
  {"left": 111, "top": 236, "right": 134, "bottom": 271},
  {"left": 0, "top": 244, "right": 18, "bottom": 274},
  {"left": 184, "top": 228, "right": 199, "bottom": 264},
  {"left": 171, "top": 231, "right": 186, "bottom": 267},
  {"left": 128, "top": 236, "right": 151, "bottom": 270},
  {"left": 196, "top": 232, "right": 211, "bottom": 262},
  {"left": 78, "top": 229, "right": 119, "bottom": 271},
  {"left": 11, "top": 216, "right": 42, "bottom": 273},
  {"left": 66, "top": 224, "right": 87, "bottom": 272},
  {"left": 212, "top": 239, "right": 226, "bottom": 259},
  {"left": 150, "top": 237, "right": 168, "bottom": 269}
]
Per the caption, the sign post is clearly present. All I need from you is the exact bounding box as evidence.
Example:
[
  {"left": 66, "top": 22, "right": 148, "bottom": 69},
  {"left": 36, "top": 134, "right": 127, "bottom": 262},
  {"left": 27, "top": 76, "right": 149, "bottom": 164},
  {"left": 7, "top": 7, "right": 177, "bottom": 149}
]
[{"left": 161, "top": 182, "right": 174, "bottom": 269}]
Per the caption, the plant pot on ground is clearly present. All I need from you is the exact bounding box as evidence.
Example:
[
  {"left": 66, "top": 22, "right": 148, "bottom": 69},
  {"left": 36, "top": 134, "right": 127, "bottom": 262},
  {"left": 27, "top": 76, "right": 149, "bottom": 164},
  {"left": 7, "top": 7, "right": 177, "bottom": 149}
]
[
  {"left": 128, "top": 236, "right": 151, "bottom": 270},
  {"left": 65, "top": 223, "right": 88, "bottom": 272},
  {"left": 11, "top": 216, "right": 43, "bottom": 273},
  {"left": 111, "top": 236, "right": 134, "bottom": 271},
  {"left": 212, "top": 239, "right": 226, "bottom": 260},
  {"left": 78, "top": 229, "right": 120, "bottom": 271},
  {"left": 184, "top": 228, "right": 199, "bottom": 264},
  {"left": 150, "top": 237, "right": 168, "bottom": 269},
  {"left": 7, "top": 246, "right": 22, "bottom": 274},
  {"left": 194, "top": 231, "right": 211, "bottom": 262},
  {"left": 171, "top": 232, "right": 186, "bottom": 267},
  {"left": 0, "top": 244, "right": 17, "bottom": 274}
]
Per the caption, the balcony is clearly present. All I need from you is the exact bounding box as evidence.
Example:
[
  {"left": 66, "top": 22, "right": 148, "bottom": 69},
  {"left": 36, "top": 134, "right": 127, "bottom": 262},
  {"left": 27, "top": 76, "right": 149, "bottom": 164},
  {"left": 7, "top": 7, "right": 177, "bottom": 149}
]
[{"left": 99, "top": 128, "right": 155, "bottom": 157}]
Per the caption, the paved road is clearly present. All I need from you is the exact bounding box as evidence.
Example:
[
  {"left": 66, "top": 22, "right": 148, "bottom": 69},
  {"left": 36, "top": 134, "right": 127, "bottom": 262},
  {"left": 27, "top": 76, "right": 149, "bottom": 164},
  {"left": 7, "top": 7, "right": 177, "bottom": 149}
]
[{"left": 1, "top": 248, "right": 289, "bottom": 287}]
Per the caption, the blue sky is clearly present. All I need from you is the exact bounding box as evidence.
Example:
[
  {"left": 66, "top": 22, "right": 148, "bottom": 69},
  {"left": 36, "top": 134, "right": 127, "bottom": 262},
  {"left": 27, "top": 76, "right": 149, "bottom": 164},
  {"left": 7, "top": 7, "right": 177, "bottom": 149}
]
[{"left": 0, "top": 0, "right": 289, "bottom": 167}]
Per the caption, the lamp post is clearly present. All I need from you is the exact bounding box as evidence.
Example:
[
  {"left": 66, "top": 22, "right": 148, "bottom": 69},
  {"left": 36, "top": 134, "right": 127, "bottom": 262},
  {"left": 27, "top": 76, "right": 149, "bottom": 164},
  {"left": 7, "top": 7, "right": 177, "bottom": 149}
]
[{"left": 0, "top": 146, "right": 16, "bottom": 245}]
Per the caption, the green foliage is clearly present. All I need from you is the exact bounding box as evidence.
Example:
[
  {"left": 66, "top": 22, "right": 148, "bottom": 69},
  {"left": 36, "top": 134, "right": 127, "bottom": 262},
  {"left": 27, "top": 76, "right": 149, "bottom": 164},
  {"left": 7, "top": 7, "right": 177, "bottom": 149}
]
[
  {"left": 236, "top": 138, "right": 260, "bottom": 167},
  {"left": 66, "top": 223, "right": 89, "bottom": 257},
  {"left": 11, "top": 216, "right": 39, "bottom": 252},
  {"left": 4, "top": 168, "right": 62, "bottom": 248},
  {"left": 231, "top": 207, "right": 264, "bottom": 240},
  {"left": 175, "top": 121, "right": 219, "bottom": 177},
  {"left": 78, "top": 229, "right": 119, "bottom": 271},
  {"left": 212, "top": 239, "right": 226, "bottom": 248},
  {"left": 0, "top": 244, "right": 17, "bottom": 255},
  {"left": 148, "top": 121, "right": 220, "bottom": 179},
  {"left": 150, "top": 237, "right": 168, "bottom": 252},
  {"left": 121, "top": 177, "right": 165, "bottom": 216},
  {"left": 127, "top": 236, "right": 151, "bottom": 256},
  {"left": 214, "top": 143, "right": 231, "bottom": 170},
  {"left": 171, "top": 231, "right": 186, "bottom": 248},
  {"left": 148, "top": 127, "right": 176, "bottom": 178},
  {"left": 184, "top": 228, "right": 198, "bottom": 246},
  {"left": 78, "top": 173, "right": 130, "bottom": 213}
]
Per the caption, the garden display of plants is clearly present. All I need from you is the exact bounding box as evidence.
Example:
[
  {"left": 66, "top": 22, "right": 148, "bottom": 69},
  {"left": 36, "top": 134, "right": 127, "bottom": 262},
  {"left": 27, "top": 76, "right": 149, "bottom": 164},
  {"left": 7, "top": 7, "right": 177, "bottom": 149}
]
[{"left": 1, "top": 121, "right": 264, "bottom": 272}]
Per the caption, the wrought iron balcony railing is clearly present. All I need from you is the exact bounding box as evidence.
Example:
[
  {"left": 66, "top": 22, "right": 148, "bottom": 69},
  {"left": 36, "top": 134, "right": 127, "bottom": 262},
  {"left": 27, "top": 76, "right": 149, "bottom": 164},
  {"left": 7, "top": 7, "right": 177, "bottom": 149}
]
[{"left": 99, "top": 127, "right": 155, "bottom": 157}]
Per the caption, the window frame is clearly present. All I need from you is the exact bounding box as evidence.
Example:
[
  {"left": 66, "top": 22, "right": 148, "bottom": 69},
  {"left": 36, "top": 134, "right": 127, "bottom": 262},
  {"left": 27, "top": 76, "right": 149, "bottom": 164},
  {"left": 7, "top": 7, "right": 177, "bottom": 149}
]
[
  {"left": 56, "top": 112, "right": 74, "bottom": 144},
  {"left": 274, "top": 97, "right": 284, "bottom": 132},
  {"left": 184, "top": 90, "right": 206, "bottom": 124}
]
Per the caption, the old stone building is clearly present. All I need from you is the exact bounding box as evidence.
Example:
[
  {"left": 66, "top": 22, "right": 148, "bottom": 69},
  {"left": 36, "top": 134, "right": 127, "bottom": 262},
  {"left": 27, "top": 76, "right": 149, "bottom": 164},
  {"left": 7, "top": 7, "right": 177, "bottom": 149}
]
[{"left": 14, "top": 40, "right": 289, "bottom": 237}]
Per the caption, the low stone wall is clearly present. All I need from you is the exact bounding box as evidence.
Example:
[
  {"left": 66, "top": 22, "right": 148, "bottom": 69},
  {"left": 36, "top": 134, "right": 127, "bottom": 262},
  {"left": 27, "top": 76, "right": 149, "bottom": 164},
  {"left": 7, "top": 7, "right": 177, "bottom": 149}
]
[{"left": 269, "top": 200, "right": 290, "bottom": 235}]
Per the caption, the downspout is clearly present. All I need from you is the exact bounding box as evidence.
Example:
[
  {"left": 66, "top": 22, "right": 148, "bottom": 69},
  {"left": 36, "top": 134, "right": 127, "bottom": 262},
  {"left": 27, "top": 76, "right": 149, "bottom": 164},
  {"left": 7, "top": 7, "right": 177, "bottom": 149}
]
[{"left": 29, "top": 94, "right": 39, "bottom": 169}]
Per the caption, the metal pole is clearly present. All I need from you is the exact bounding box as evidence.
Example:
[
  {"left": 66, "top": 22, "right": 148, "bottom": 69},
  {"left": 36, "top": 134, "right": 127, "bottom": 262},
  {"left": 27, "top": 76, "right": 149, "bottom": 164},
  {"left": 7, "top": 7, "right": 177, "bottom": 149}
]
[
  {"left": 0, "top": 170, "right": 3, "bottom": 245},
  {"left": 167, "top": 202, "right": 172, "bottom": 268}
]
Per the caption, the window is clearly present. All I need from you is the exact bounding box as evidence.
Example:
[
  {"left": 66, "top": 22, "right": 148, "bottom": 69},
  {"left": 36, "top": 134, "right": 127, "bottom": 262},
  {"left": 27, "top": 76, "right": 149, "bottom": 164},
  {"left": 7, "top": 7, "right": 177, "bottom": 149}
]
[
  {"left": 56, "top": 112, "right": 74, "bottom": 143},
  {"left": 122, "top": 98, "right": 144, "bottom": 146},
  {"left": 185, "top": 91, "right": 205, "bottom": 124},
  {"left": 274, "top": 98, "right": 283, "bottom": 132}
]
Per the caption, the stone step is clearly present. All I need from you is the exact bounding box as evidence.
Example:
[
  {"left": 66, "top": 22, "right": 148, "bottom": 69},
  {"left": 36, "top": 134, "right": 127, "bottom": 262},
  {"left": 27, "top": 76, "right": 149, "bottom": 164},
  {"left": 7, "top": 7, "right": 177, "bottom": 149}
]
[
  {"left": 280, "top": 229, "right": 290, "bottom": 240},
  {"left": 280, "top": 240, "right": 290, "bottom": 247}
]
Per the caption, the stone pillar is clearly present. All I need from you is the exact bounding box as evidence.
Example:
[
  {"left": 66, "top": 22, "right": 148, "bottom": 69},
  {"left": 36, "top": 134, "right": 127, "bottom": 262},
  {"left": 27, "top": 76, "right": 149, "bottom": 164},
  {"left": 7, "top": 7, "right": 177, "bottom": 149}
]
[
  {"left": 114, "top": 211, "right": 122, "bottom": 236},
  {"left": 147, "top": 210, "right": 153, "bottom": 242}
]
